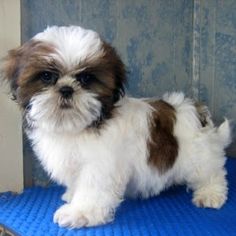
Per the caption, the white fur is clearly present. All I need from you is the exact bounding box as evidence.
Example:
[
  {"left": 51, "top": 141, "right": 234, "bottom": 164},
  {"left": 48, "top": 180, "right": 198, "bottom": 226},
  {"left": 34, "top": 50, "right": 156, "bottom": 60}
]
[
  {"left": 25, "top": 26, "right": 231, "bottom": 228},
  {"left": 27, "top": 94, "right": 231, "bottom": 228},
  {"left": 34, "top": 26, "right": 104, "bottom": 69}
]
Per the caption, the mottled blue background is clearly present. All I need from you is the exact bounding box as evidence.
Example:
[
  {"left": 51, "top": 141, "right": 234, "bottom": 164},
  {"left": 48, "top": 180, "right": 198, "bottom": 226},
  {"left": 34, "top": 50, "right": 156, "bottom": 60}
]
[{"left": 21, "top": 0, "right": 236, "bottom": 185}]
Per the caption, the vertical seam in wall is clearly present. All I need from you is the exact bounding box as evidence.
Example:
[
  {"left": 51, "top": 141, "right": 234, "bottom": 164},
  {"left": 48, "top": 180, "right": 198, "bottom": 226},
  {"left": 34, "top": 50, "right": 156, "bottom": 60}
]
[
  {"left": 20, "top": 0, "right": 33, "bottom": 188},
  {"left": 199, "top": 0, "right": 202, "bottom": 101},
  {"left": 173, "top": 0, "right": 177, "bottom": 89},
  {"left": 192, "top": 0, "right": 201, "bottom": 100},
  {"left": 20, "top": 0, "right": 23, "bottom": 43},
  {"left": 211, "top": 3, "right": 216, "bottom": 119}
]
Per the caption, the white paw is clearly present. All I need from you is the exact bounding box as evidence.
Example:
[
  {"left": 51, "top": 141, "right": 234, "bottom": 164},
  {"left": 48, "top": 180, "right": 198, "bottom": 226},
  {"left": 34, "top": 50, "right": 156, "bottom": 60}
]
[
  {"left": 193, "top": 186, "right": 227, "bottom": 209},
  {"left": 53, "top": 203, "right": 112, "bottom": 228}
]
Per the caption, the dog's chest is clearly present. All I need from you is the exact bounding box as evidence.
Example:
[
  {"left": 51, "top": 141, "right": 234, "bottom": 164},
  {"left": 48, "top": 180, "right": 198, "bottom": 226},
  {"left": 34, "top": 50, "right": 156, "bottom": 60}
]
[{"left": 30, "top": 130, "right": 81, "bottom": 184}]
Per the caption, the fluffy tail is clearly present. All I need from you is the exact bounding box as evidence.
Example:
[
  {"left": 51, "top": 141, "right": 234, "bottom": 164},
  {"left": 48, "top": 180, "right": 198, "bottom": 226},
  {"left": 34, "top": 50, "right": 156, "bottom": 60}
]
[{"left": 217, "top": 119, "right": 232, "bottom": 148}]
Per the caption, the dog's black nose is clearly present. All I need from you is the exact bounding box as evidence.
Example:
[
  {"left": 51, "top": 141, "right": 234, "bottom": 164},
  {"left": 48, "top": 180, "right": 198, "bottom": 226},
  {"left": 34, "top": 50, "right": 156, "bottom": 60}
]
[{"left": 59, "top": 86, "right": 74, "bottom": 98}]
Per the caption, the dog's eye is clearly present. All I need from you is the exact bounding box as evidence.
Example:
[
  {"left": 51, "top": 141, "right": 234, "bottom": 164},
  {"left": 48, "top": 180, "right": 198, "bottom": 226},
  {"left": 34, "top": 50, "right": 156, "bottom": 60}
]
[
  {"left": 38, "top": 71, "right": 58, "bottom": 84},
  {"left": 75, "top": 72, "right": 95, "bottom": 86}
]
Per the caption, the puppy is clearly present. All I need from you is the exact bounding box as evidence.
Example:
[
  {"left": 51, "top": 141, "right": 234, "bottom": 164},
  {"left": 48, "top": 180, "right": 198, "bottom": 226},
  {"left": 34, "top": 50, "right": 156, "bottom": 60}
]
[{"left": 1, "top": 26, "right": 231, "bottom": 228}]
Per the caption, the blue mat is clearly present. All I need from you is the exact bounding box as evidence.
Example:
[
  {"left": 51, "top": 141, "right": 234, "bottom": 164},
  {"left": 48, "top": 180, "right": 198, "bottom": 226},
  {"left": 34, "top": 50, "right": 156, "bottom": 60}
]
[{"left": 0, "top": 159, "right": 236, "bottom": 236}]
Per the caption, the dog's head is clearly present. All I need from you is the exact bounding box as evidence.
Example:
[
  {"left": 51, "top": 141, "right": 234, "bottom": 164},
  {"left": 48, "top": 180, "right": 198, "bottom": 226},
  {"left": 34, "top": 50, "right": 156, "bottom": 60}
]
[{"left": 1, "top": 26, "right": 126, "bottom": 132}]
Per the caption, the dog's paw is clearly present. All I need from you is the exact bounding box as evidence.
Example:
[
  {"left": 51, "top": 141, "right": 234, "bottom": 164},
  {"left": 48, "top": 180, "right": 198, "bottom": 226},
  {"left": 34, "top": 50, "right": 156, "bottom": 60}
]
[
  {"left": 53, "top": 203, "right": 112, "bottom": 228},
  {"left": 53, "top": 204, "right": 87, "bottom": 228},
  {"left": 193, "top": 186, "right": 227, "bottom": 209}
]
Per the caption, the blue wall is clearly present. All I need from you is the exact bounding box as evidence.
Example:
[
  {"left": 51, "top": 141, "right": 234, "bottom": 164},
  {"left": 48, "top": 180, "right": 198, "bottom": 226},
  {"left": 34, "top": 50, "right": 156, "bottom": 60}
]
[{"left": 21, "top": 0, "right": 236, "bottom": 185}]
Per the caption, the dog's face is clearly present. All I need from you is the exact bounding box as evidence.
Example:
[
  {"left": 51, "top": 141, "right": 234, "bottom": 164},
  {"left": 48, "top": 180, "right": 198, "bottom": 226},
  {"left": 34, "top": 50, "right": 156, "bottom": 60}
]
[{"left": 2, "top": 26, "right": 125, "bottom": 132}]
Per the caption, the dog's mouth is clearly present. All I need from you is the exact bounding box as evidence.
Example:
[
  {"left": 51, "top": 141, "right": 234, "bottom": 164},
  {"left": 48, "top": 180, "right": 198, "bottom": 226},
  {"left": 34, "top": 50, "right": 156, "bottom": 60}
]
[
  {"left": 60, "top": 103, "right": 73, "bottom": 109},
  {"left": 59, "top": 98, "right": 73, "bottom": 109}
]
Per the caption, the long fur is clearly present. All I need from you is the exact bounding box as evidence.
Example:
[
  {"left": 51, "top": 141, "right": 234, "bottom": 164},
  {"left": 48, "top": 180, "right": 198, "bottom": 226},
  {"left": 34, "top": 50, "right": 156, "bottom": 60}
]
[{"left": 1, "top": 26, "right": 231, "bottom": 228}]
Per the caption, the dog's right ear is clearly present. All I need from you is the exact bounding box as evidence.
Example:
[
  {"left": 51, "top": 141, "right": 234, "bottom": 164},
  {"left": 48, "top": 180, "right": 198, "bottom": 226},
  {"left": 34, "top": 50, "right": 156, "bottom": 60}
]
[{"left": 0, "top": 46, "right": 22, "bottom": 100}]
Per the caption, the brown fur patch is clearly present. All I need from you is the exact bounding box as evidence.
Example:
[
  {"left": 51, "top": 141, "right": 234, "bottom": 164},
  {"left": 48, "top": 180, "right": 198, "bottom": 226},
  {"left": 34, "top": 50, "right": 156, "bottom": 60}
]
[
  {"left": 147, "top": 100, "right": 178, "bottom": 173},
  {"left": 72, "top": 41, "right": 126, "bottom": 100},
  {"left": 2, "top": 40, "right": 62, "bottom": 107},
  {"left": 194, "top": 102, "right": 212, "bottom": 127},
  {"left": 77, "top": 41, "right": 126, "bottom": 126}
]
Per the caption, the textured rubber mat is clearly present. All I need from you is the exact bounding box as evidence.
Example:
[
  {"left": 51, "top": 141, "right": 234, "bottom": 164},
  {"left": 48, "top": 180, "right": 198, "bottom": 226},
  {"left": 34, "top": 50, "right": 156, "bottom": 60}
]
[{"left": 0, "top": 159, "right": 235, "bottom": 236}]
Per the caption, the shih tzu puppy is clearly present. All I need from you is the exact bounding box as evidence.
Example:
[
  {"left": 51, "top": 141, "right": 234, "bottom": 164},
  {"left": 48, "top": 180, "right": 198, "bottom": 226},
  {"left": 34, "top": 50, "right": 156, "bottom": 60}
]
[{"left": 1, "top": 26, "right": 231, "bottom": 228}]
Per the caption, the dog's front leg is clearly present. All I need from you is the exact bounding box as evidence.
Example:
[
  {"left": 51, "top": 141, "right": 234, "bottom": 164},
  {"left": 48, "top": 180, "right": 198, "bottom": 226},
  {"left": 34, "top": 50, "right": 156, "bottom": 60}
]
[{"left": 53, "top": 164, "right": 126, "bottom": 228}]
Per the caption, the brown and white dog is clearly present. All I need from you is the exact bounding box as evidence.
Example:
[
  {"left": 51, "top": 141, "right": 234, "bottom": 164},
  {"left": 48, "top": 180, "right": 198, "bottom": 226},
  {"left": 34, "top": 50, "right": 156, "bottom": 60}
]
[{"left": 1, "top": 26, "right": 231, "bottom": 228}]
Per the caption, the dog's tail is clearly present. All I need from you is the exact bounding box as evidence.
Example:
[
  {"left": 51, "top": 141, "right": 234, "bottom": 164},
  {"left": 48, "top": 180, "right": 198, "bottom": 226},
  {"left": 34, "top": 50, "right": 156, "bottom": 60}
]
[
  {"left": 195, "top": 102, "right": 231, "bottom": 148},
  {"left": 163, "top": 92, "right": 232, "bottom": 148},
  {"left": 217, "top": 119, "right": 232, "bottom": 148}
]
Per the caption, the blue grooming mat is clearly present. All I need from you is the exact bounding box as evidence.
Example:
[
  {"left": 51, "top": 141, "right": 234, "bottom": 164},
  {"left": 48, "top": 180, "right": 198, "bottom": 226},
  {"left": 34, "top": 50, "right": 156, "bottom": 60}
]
[{"left": 0, "top": 159, "right": 235, "bottom": 236}]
